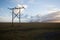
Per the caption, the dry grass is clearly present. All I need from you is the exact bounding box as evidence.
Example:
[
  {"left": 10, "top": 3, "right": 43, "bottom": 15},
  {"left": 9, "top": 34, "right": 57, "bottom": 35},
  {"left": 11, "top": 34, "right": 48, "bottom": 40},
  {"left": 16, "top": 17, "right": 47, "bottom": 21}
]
[{"left": 0, "top": 23, "right": 60, "bottom": 40}]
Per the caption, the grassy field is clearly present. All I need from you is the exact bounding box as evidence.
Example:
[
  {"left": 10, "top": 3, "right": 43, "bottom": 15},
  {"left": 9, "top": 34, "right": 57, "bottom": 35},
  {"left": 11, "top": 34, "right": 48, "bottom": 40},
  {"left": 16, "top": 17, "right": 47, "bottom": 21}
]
[{"left": 0, "top": 23, "right": 60, "bottom": 40}]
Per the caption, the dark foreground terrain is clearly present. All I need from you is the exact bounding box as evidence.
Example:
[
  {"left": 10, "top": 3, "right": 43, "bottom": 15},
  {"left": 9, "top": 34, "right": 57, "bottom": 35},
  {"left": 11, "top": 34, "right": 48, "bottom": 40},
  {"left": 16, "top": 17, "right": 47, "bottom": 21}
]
[{"left": 0, "top": 23, "right": 60, "bottom": 40}]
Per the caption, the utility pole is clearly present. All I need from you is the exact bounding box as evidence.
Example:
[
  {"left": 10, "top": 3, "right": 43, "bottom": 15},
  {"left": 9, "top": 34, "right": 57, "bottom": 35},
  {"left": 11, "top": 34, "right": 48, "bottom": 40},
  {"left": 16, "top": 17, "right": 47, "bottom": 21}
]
[{"left": 9, "top": 5, "right": 25, "bottom": 25}]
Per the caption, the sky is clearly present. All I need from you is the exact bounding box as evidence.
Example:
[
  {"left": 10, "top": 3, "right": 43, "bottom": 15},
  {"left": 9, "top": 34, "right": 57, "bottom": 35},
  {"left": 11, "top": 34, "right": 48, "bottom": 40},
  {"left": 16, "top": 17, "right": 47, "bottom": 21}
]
[{"left": 0, "top": 0, "right": 60, "bottom": 22}]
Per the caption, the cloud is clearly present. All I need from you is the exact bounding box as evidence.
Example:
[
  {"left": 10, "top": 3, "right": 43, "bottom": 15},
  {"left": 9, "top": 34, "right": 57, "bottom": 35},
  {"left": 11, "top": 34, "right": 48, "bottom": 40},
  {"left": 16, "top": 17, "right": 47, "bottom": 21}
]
[
  {"left": 9, "top": 0, "right": 23, "bottom": 4},
  {"left": 17, "top": 4, "right": 28, "bottom": 8},
  {"left": 0, "top": 8, "right": 4, "bottom": 13},
  {"left": 36, "top": 4, "right": 60, "bottom": 17},
  {"left": 12, "top": 4, "right": 28, "bottom": 14},
  {"left": 42, "top": 4, "right": 60, "bottom": 14},
  {"left": 11, "top": 0, "right": 20, "bottom": 2},
  {"left": 47, "top": 7, "right": 60, "bottom": 13},
  {"left": 9, "top": 0, "right": 35, "bottom": 3},
  {"left": 0, "top": 16, "right": 12, "bottom": 22},
  {"left": 41, "top": 11, "right": 60, "bottom": 22},
  {"left": 0, "top": 8, "right": 6, "bottom": 15},
  {"left": 28, "top": 0, "right": 35, "bottom": 4},
  {"left": 29, "top": 0, "right": 35, "bottom": 2},
  {"left": 46, "top": 5, "right": 60, "bottom": 13}
]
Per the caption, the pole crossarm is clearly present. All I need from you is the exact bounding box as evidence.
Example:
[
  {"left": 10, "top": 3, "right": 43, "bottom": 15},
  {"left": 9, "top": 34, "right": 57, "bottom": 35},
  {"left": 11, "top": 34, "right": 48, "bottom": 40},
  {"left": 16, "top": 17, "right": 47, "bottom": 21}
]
[{"left": 8, "top": 7, "right": 25, "bottom": 10}]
